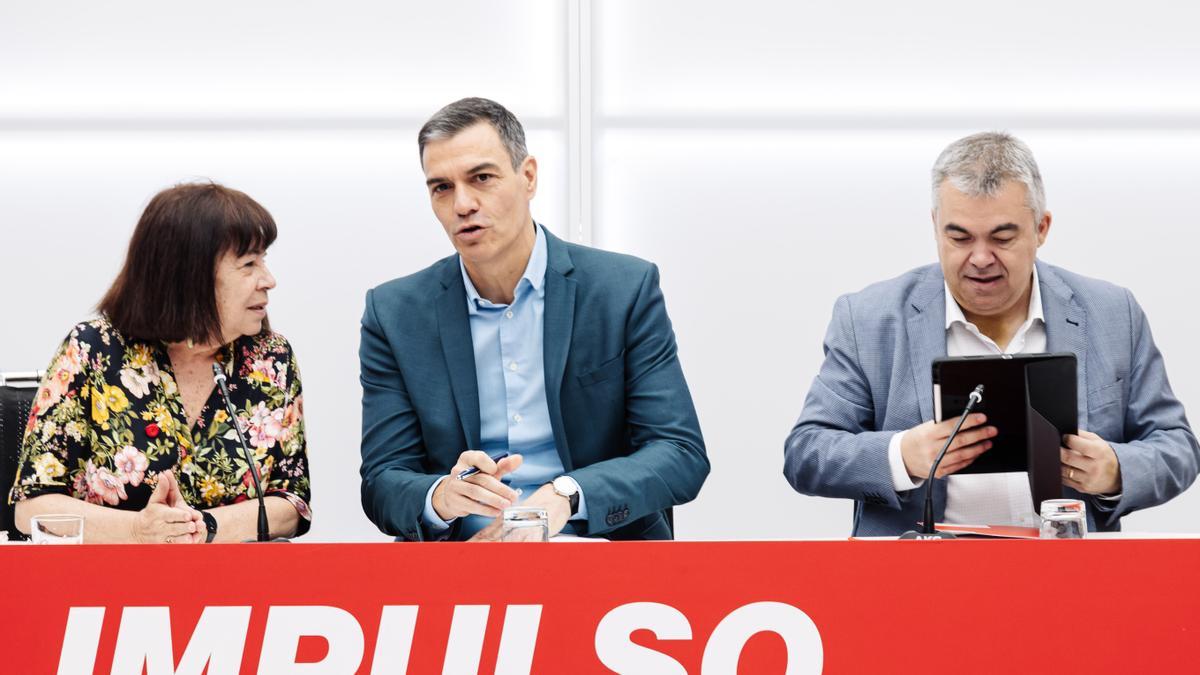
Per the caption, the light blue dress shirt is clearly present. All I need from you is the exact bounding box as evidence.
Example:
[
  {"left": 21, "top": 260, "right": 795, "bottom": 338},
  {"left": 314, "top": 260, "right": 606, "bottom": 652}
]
[{"left": 423, "top": 225, "right": 587, "bottom": 537}]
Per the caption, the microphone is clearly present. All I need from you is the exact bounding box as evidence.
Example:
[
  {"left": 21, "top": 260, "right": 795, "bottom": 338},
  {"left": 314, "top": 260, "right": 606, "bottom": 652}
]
[
  {"left": 212, "top": 362, "right": 270, "bottom": 543},
  {"left": 900, "top": 384, "right": 984, "bottom": 540}
]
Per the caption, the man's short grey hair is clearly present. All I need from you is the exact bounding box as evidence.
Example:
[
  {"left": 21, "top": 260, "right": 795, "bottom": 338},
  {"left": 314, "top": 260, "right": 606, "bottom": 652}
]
[
  {"left": 418, "top": 97, "right": 528, "bottom": 170},
  {"left": 931, "top": 131, "right": 1046, "bottom": 221}
]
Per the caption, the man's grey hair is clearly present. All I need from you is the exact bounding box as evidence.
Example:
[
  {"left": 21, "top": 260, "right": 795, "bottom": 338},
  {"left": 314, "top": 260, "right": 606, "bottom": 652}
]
[
  {"left": 417, "top": 97, "right": 528, "bottom": 170},
  {"left": 931, "top": 131, "right": 1046, "bottom": 221}
]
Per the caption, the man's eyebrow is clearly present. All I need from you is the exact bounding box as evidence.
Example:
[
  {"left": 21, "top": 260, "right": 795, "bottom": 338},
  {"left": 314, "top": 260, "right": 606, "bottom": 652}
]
[
  {"left": 943, "top": 223, "right": 1021, "bottom": 236},
  {"left": 466, "top": 162, "right": 502, "bottom": 175},
  {"left": 425, "top": 162, "right": 503, "bottom": 187}
]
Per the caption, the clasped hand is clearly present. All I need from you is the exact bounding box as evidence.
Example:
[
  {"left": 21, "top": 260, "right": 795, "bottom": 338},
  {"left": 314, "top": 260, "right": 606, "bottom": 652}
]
[
  {"left": 132, "top": 470, "right": 205, "bottom": 544},
  {"left": 431, "top": 451, "right": 574, "bottom": 542}
]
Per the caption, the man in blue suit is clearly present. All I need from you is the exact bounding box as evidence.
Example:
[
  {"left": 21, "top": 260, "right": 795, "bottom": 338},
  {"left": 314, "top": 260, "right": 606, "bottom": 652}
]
[
  {"left": 360, "top": 98, "right": 708, "bottom": 541},
  {"left": 785, "top": 132, "right": 1198, "bottom": 536}
]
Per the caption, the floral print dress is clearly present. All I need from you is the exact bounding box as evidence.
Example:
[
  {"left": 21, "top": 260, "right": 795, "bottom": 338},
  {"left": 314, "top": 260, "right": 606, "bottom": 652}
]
[{"left": 9, "top": 317, "right": 311, "bottom": 535}]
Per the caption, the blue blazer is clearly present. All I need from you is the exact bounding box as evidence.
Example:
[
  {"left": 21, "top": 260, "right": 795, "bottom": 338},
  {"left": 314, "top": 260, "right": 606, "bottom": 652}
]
[
  {"left": 784, "top": 261, "right": 1199, "bottom": 536},
  {"left": 359, "top": 227, "right": 709, "bottom": 541}
]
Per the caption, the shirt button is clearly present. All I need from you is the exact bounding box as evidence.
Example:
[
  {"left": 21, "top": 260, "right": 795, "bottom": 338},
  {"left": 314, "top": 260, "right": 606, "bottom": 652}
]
[
  {"left": 513, "top": 413, "right": 522, "bottom": 423},
  {"left": 509, "top": 362, "right": 518, "bottom": 372},
  {"left": 505, "top": 310, "right": 514, "bottom": 319}
]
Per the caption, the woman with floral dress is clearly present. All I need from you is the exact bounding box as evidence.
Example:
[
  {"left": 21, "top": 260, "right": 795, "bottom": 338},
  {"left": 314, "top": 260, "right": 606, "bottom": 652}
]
[{"left": 10, "top": 182, "right": 311, "bottom": 543}]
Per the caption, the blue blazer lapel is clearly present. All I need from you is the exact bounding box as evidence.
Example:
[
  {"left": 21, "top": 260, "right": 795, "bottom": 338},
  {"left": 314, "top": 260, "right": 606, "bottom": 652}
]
[
  {"left": 1038, "top": 261, "right": 1089, "bottom": 429},
  {"left": 905, "top": 267, "right": 948, "bottom": 422},
  {"left": 435, "top": 260, "right": 481, "bottom": 450},
  {"left": 542, "top": 230, "right": 577, "bottom": 471}
]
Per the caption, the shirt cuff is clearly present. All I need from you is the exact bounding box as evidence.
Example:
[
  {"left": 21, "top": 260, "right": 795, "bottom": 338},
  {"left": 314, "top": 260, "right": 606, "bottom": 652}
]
[
  {"left": 1093, "top": 491, "right": 1123, "bottom": 511},
  {"left": 888, "top": 430, "right": 923, "bottom": 492},
  {"left": 266, "top": 490, "right": 312, "bottom": 522},
  {"left": 265, "top": 490, "right": 312, "bottom": 537},
  {"left": 561, "top": 475, "right": 588, "bottom": 521},
  {"left": 422, "top": 476, "right": 455, "bottom": 531}
]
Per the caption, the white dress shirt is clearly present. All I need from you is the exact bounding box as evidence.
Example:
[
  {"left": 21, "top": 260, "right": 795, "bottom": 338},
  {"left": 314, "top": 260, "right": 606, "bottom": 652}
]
[{"left": 886, "top": 268, "right": 1045, "bottom": 527}]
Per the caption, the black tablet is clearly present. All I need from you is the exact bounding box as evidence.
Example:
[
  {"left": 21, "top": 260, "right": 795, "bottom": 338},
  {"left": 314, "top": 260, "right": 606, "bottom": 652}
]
[{"left": 932, "top": 353, "right": 1077, "bottom": 504}]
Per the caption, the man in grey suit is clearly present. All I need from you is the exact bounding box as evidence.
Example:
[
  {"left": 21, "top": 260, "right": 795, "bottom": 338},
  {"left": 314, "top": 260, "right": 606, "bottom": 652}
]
[
  {"left": 784, "top": 132, "right": 1198, "bottom": 536},
  {"left": 359, "top": 98, "right": 708, "bottom": 541}
]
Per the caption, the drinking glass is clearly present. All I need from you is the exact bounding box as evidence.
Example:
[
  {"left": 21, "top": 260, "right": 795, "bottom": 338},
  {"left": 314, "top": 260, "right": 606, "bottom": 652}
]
[
  {"left": 30, "top": 514, "right": 84, "bottom": 544},
  {"left": 1039, "top": 499, "right": 1087, "bottom": 539},
  {"left": 501, "top": 507, "right": 549, "bottom": 542}
]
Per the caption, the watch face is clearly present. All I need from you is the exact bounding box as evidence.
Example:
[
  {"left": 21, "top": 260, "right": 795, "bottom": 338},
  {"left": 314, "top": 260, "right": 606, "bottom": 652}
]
[{"left": 552, "top": 476, "right": 576, "bottom": 496}]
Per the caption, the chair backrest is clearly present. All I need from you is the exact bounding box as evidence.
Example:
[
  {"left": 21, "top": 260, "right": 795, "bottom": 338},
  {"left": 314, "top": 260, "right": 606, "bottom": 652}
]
[{"left": 1, "top": 371, "right": 42, "bottom": 538}]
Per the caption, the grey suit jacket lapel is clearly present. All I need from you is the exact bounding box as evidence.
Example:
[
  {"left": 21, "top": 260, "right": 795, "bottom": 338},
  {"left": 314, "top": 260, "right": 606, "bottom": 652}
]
[
  {"left": 906, "top": 267, "right": 948, "bottom": 422},
  {"left": 542, "top": 230, "right": 577, "bottom": 471},
  {"left": 1038, "top": 261, "right": 1089, "bottom": 429},
  {"left": 436, "top": 260, "right": 482, "bottom": 450}
]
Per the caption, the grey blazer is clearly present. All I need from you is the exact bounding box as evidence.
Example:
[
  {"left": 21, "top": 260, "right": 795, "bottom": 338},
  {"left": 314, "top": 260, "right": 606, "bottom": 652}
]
[
  {"left": 784, "top": 261, "right": 1199, "bottom": 536},
  {"left": 359, "top": 227, "right": 709, "bottom": 541}
]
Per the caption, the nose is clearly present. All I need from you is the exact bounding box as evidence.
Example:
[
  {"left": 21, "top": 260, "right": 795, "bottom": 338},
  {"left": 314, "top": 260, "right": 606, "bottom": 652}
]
[
  {"left": 968, "top": 242, "right": 997, "bottom": 270},
  {"left": 259, "top": 263, "right": 277, "bottom": 291},
  {"left": 453, "top": 186, "right": 479, "bottom": 217}
]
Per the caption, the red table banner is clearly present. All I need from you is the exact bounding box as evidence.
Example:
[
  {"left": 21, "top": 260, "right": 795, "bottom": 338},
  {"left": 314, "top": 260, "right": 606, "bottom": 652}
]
[{"left": 3, "top": 539, "right": 1198, "bottom": 673}]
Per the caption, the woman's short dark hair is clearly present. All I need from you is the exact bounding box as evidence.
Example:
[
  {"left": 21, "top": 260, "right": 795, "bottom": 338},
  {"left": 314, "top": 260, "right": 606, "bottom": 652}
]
[{"left": 98, "top": 182, "right": 278, "bottom": 346}]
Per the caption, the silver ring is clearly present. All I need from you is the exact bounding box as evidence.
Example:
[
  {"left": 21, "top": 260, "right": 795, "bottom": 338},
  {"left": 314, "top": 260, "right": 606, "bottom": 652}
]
[{"left": 1068, "top": 468, "right": 1075, "bottom": 480}]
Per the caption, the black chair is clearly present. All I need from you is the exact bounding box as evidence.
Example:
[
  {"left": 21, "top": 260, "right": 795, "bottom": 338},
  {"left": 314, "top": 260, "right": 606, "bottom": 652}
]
[{"left": 1, "top": 371, "right": 41, "bottom": 539}]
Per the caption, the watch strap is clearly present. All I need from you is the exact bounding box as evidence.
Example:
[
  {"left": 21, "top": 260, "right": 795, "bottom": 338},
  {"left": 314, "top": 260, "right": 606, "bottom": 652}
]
[{"left": 201, "top": 510, "right": 218, "bottom": 543}]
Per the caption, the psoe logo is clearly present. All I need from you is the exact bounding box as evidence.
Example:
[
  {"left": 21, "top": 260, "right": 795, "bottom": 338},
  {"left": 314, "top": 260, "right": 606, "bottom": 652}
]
[{"left": 57, "top": 601, "right": 822, "bottom": 674}]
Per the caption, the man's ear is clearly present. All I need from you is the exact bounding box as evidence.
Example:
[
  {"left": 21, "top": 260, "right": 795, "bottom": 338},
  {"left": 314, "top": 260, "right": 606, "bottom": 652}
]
[
  {"left": 521, "top": 155, "right": 538, "bottom": 200},
  {"left": 1036, "top": 210, "right": 1052, "bottom": 247}
]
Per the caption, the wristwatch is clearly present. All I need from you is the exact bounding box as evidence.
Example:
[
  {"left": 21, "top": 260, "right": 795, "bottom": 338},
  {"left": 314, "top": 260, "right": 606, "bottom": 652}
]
[
  {"left": 200, "top": 510, "right": 218, "bottom": 543},
  {"left": 551, "top": 476, "right": 580, "bottom": 516}
]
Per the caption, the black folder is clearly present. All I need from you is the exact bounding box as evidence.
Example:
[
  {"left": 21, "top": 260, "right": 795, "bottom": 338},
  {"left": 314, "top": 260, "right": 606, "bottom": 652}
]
[{"left": 932, "top": 353, "right": 1077, "bottom": 510}]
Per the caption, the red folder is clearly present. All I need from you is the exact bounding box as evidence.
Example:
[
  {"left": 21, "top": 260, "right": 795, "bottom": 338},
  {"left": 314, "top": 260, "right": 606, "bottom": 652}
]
[{"left": 934, "top": 523, "right": 1041, "bottom": 539}]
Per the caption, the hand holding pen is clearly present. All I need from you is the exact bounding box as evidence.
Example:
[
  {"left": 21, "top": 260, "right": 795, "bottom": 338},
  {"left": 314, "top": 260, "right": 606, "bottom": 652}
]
[
  {"left": 456, "top": 452, "right": 511, "bottom": 480},
  {"left": 431, "top": 450, "right": 524, "bottom": 521}
]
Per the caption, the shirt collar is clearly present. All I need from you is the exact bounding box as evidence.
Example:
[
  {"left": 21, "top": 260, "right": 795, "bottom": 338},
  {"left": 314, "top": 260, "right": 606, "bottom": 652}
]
[
  {"left": 461, "top": 222, "right": 547, "bottom": 314},
  {"left": 944, "top": 264, "right": 1044, "bottom": 330}
]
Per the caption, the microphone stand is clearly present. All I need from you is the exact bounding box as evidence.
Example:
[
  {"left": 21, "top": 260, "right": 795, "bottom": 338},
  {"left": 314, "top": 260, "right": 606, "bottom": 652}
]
[
  {"left": 900, "top": 384, "right": 984, "bottom": 540},
  {"left": 212, "top": 363, "right": 271, "bottom": 542}
]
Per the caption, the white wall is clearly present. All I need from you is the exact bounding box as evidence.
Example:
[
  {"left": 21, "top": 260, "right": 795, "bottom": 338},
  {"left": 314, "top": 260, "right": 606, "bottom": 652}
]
[
  {"left": 593, "top": 0, "right": 1200, "bottom": 539},
  {"left": 0, "top": 0, "right": 569, "bottom": 543},
  {"left": 3, "top": 1, "right": 1198, "bottom": 541}
]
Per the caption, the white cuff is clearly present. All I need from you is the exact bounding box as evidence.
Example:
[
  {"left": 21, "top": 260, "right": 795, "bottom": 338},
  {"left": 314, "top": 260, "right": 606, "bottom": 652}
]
[
  {"left": 888, "top": 430, "right": 923, "bottom": 492},
  {"left": 421, "top": 476, "right": 455, "bottom": 531}
]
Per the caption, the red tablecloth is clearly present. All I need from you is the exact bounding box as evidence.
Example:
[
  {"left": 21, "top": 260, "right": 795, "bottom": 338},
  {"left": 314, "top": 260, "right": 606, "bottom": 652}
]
[{"left": 4, "top": 539, "right": 1197, "bottom": 673}]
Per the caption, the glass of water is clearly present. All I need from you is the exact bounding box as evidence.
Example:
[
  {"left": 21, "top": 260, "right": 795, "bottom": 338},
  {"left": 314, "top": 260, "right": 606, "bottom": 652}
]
[
  {"left": 30, "top": 514, "right": 85, "bottom": 544},
  {"left": 1039, "top": 499, "right": 1088, "bottom": 539},
  {"left": 501, "top": 507, "right": 549, "bottom": 542}
]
